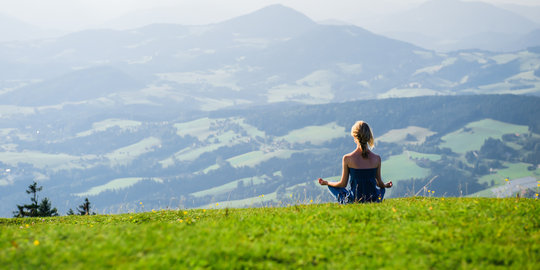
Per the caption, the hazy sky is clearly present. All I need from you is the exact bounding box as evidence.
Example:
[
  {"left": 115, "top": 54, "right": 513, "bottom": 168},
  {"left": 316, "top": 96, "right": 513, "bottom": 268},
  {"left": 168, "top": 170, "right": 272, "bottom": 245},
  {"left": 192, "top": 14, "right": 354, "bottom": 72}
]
[{"left": 2, "top": 0, "right": 539, "bottom": 31}]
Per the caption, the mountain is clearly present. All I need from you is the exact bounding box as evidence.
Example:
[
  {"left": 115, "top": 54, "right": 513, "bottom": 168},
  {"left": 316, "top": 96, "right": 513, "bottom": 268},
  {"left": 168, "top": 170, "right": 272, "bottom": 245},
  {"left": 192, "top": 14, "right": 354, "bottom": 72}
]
[
  {"left": 371, "top": 0, "right": 540, "bottom": 52},
  {"left": 216, "top": 4, "right": 317, "bottom": 38},
  {"left": 498, "top": 3, "right": 540, "bottom": 24},
  {"left": 0, "top": 5, "right": 432, "bottom": 107},
  {"left": 0, "top": 66, "right": 143, "bottom": 106},
  {"left": 516, "top": 29, "right": 540, "bottom": 50},
  {"left": 0, "top": 13, "right": 61, "bottom": 42},
  {"left": 1, "top": 4, "right": 539, "bottom": 111}
]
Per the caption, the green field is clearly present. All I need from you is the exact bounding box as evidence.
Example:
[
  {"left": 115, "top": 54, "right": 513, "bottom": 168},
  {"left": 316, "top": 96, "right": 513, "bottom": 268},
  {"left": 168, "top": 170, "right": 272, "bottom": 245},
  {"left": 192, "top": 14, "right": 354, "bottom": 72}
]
[
  {"left": 76, "top": 119, "right": 141, "bottom": 137},
  {"left": 173, "top": 143, "right": 224, "bottom": 162},
  {"left": 74, "top": 177, "right": 164, "bottom": 197},
  {"left": 440, "top": 119, "right": 529, "bottom": 154},
  {"left": 227, "top": 150, "right": 299, "bottom": 168},
  {"left": 266, "top": 70, "right": 334, "bottom": 104},
  {"left": 1, "top": 198, "right": 538, "bottom": 269},
  {"left": 277, "top": 122, "right": 347, "bottom": 145},
  {"left": 190, "top": 175, "right": 270, "bottom": 198},
  {"left": 0, "top": 151, "right": 95, "bottom": 171},
  {"left": 163, "top": 117, "right": 265, "bottom": 168},
  {"left": 478, "top": 162, "right": 540, "bottom": 186},
  {"left": 199, "top": 181, "right": 316, "bottom": 209},
  {"left": 377, "top": 87, "right": 444, "bottom": 99},
  {"left": 105, "top": 137, "right": 161, "bottom": 166},
  {"left": 382, "top": 153, "right": 431, "bottom": 181},
  {"left": 378, "top": 126, "right": 437, "bottom": 145},
  {"left": 407, "top": 151, "right": 441, "bottom": 161},
  {"left": 200, "top": 192, "right": 279, "bottom": 209},
  {"left": 173, "top": 117, "right": 263, "bottom": 142}
]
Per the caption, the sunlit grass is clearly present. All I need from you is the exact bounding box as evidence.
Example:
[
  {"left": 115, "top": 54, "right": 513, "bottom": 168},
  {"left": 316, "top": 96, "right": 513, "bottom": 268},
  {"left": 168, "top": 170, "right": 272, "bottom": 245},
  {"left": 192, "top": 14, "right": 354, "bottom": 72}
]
[{"left": 1, "top": 198, "right": 537, "bottom": 269}]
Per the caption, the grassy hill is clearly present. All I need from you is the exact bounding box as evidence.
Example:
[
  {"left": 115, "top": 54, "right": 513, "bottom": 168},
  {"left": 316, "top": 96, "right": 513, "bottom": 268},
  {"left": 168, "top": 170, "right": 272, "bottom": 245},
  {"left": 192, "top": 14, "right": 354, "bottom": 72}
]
[{"left": 1, "top": 198, "right": 538, "bottom": 269}]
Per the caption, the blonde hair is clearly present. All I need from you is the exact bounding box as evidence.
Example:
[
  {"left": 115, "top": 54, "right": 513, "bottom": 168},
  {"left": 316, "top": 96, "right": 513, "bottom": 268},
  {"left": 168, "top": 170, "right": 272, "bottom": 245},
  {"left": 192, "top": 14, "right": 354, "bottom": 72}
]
[{"left": 351, "top": 121, "right": 374, "bottom": 158}]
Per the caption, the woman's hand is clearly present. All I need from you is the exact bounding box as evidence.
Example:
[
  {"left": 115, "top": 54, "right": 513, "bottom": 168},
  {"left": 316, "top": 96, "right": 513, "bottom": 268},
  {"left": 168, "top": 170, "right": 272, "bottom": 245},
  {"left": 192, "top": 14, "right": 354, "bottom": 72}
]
[
  {"left": 318, "top": 178, "right": 328, "bottom": 186},
  {"left": 385, "top": 181, "right": 393, "bottom": 188}
]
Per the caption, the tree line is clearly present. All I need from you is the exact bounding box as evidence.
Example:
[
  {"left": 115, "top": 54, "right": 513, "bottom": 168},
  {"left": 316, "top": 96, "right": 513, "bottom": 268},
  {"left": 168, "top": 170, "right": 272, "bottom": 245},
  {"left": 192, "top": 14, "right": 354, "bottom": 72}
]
[{"left": 13, "top": 181, "right": 95, "bottom": 217}]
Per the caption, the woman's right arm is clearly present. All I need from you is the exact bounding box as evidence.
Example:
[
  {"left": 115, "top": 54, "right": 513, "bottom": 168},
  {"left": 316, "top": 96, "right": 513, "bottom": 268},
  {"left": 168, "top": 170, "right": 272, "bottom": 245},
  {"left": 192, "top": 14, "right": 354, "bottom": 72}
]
[{"left": 319, "top": 155, "right": 349, "bottom": 188}]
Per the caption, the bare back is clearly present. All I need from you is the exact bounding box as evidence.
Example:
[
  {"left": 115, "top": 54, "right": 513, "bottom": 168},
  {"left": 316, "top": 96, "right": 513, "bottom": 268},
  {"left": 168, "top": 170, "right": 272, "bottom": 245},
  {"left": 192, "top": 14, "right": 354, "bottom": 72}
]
[{"left": 344, "top": 148, "right": 380, "bottom": 170}]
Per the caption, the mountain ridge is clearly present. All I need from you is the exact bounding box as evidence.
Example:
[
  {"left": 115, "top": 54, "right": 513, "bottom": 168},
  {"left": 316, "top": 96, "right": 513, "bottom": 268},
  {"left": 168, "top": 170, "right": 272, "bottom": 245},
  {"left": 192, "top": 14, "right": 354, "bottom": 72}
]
[{"left": 372, "top": 0, "right": 540, "bottom": 52}]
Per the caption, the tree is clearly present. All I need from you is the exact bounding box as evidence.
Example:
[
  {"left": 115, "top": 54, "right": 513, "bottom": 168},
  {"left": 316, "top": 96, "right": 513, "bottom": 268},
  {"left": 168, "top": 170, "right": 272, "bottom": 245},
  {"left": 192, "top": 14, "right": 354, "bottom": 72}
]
[
  {"left": 77, "top": 198, "right": 95, "bottom": 215},
  {"left": 13, "top": 181, "right": 58, "bottom": 217},
  {"left": 38, "top": 197, "right": 58, "bottom": 217},
  {"left": 66, "top": 208, "right": 75, "bottom": 215},
  {"left": 13, "top": 205, "right": 28, "bottom": 218},
  {"left": 479, "top": 138, "right": 517, "bottom": 161},
  {"left": 405, "top": 133, "right": 417, "bottom": 142},
  {"left": 13, "top": 182, "right": 41, "bottom": 217}
]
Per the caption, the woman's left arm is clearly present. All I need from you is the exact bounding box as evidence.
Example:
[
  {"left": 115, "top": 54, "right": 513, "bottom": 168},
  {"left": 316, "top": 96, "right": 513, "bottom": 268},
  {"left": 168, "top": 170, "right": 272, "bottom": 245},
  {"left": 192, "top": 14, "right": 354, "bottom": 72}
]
[{"left": 375, "top": 156, "right": 392, "bottom": 188}]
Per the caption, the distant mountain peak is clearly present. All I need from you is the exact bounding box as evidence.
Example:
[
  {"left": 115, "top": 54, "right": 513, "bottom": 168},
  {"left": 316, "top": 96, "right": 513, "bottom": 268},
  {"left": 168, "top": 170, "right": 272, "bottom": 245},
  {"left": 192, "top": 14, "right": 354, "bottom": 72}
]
[
  {"left": 217, "top": 4, "right": 316, "bottom": 38},
  {"left": 244, "top": 4, "right": 314, "bottom": 20}
]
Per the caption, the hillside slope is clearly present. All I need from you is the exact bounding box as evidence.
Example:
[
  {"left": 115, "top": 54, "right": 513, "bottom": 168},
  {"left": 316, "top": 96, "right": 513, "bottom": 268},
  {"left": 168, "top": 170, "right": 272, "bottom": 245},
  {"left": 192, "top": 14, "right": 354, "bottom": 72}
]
[{"left": 1, "top": 198, "right": 538, "bottom": 269}]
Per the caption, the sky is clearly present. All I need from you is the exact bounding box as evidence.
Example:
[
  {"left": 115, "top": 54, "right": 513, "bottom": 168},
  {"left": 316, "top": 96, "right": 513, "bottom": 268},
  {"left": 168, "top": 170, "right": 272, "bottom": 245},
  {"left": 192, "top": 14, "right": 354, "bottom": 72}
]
[{"left": 1, "top": 0, "right": 539, "bottom": 32}]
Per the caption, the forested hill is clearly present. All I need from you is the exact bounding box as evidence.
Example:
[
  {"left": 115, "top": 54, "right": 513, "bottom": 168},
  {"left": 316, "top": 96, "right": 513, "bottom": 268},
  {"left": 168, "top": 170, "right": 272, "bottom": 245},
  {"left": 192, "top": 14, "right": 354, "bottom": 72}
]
[
  {"left": 214, "top": 94, "right": 540, "bottom": 136},
  {"left": 0, "top": 94, "right": 539, "bottom": 216}
]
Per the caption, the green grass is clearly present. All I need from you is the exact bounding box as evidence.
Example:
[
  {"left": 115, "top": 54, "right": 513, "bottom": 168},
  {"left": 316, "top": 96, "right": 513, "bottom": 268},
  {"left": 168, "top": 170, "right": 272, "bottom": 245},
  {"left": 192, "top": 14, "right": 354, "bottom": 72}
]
[
  {"left": 173, "top": 143, "right": 225, "bottom": 162},
  {"left": 0, "top": 151, "right": 93, "bottom": 171},
  {"left": 74, "top": 177, "right": 164, "bottom": 197},
  {"left": 235, "top": 118, "right": 266, "bottom": 138},
  {"left": 173, "top": 117, "right": 264, "bottom": 142},
  {"left": 173, "top": 117, "right": 215, "bottom": 140},
  {"left": 382, "top": 152, "right": 431, "bottom": 181},
  {"left": 440, "top": 119, "right": 529, "bottom": 154},
  {"left": 200, "top": 192, "right": 278, "bottom": 209},
  {"left": 277, "top": 122, "right": 347, "bottom": 146},
  {"left": 478, "top": 162, "right": 540, "bottom": 186},
  {"left": 199, "top": 181, "right": 314, "bottom": 209},
  {"left": 76, "top": 119, "right": 141, "bottom": 137},
  {"left": 407, "top": 150, "right": 441, "bottom": 161},
  {"left": 163, "top": 117, "right": 264, "bottom": 167},
  {"left": 267, "top": 70, "right": 334, "bottom": 104},
  {"left": 377, "top": 126, "right": 436, "bottom": 145},
  {"left": 1, "top": 198, "right": 538, "bottom": 269},
  {"left": 105, "top": 137, "right": 161, "bottom": 166},
  {"left": 190, "top": 175, "right": 270, "bottom": 198},
  {"left": 377, "top": 87, "right": 443, "bottom": 99},
  {"left": 227, "top": 150, "right": 299, "bottom": 168}
]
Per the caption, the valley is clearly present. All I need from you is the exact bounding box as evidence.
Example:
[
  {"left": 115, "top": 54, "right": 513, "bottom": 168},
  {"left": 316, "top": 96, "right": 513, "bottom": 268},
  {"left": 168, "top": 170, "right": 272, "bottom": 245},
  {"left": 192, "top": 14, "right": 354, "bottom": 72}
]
[{"left": 0, "top": 95, "right": 538, "bottom": 216}]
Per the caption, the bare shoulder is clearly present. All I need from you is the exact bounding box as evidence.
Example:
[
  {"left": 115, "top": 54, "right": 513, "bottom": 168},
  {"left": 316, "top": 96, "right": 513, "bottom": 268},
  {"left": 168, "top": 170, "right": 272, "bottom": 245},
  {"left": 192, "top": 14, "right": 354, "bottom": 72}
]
[
  {"left": 370, "top": 152, "right": 381, "bottom": 163},
  {"left": 342, "top": 151, "right": 355, "bottom": 164}
]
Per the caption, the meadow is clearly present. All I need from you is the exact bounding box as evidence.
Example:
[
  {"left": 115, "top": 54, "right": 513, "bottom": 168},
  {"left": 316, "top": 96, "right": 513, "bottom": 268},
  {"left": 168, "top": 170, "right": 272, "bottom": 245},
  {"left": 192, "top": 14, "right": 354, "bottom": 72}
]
[
  {"left": 1, "top": 198, "right": 538, "bottom": 269},
  {"left": 440, "top": 119, "right": 529, "bottom": 154}
]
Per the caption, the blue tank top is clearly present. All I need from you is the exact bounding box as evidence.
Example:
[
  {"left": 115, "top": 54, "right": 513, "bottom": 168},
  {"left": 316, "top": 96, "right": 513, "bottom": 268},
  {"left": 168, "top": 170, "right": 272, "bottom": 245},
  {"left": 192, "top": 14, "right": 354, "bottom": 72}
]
[{"left": 348, "top": 167, "right": 379, "bottom": 203}]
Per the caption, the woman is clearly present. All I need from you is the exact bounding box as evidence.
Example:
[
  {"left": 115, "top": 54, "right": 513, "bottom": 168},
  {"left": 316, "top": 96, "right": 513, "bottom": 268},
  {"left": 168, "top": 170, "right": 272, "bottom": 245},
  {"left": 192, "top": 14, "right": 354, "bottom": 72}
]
[{"left": 318, "top": 121, "right": 392, "bottom": 203}]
